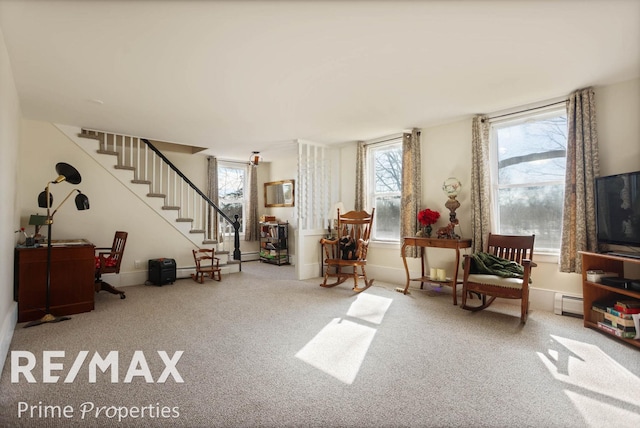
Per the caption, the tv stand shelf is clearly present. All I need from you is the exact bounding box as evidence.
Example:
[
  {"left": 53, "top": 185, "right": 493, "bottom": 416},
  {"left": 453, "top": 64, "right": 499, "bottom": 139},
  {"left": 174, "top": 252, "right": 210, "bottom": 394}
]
[{"left": 580, "top": 251, "right": 640, "bottom": 349}]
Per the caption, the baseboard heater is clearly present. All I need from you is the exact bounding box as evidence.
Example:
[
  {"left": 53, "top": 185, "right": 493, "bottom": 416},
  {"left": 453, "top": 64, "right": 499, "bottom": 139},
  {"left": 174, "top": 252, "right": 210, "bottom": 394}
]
[
  {"left": 554, "top": 293, "right": 584, "bottom": 318},
  {"left": 242, "top": 251, "right": 260, "bottom": 261}
]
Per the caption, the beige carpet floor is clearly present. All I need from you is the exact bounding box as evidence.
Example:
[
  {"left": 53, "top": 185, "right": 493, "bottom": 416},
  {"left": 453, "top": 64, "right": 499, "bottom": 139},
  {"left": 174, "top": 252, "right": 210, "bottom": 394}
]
[{"left": 1, "top": 261, "right": 639, "bottom": 427}]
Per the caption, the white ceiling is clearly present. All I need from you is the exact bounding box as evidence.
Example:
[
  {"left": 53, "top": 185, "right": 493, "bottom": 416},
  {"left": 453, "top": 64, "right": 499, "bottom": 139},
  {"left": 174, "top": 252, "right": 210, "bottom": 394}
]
[{"left": 1, "top": 0, "right": 639, "bottom": 161}]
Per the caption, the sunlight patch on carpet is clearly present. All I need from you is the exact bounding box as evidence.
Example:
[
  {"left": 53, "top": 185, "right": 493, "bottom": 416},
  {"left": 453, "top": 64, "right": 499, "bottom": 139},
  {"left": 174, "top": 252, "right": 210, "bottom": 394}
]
[
  {"left": 537, "top": 334, "right": 640, "bottom": 424},
  {"left": 295, "top": 318, "right": 376, "bottom": 384},
  {"left": 346, "top": 293, "right": 393, "bottom": 325},
  {"left": 564, "top": 390, "right": 640, "bottom": 426}
]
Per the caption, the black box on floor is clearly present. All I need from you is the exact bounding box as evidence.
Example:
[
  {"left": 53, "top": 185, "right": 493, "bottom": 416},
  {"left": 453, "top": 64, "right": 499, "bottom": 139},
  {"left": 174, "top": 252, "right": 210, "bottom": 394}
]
[{"left": 148, "top": 258, "right": 176, "bottom": 286}]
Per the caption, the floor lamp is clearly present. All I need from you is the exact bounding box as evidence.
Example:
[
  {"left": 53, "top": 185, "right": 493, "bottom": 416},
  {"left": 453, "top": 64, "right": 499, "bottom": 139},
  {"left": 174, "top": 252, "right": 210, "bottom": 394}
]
[{"left": 24, "top": 162, "right": 90, "bottom": 328}]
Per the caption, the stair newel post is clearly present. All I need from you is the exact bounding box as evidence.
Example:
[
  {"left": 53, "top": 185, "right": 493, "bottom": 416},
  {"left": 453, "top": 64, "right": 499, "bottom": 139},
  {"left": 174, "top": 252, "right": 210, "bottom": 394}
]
[{"left": 233, "top": 214, "right": 241, "bottom": 261}]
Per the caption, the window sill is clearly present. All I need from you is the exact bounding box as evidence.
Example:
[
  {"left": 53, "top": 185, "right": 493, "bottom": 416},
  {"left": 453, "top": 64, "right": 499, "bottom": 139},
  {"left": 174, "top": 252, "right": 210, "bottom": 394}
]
[
  {"left": 370, "top": 240, "right": 401, "bottom": 249},
  {"left": 533, "top": 253, "right": 559, "bottom": 264}
]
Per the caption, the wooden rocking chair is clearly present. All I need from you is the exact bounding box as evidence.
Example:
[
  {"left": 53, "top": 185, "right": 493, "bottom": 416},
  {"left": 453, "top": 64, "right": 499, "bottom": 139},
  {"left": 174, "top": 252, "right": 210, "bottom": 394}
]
[
  {"left": 191, "top": 248, "right": 221, "bottom": 283},
  {"left": 95, "top": 231, "right": 128, "bottom": 299},
  {"left": 461, "top": 233, "right": 536, "bottom": 323},
  {"left": 320, "top": 208, "right": 375, "bottom": 293}
]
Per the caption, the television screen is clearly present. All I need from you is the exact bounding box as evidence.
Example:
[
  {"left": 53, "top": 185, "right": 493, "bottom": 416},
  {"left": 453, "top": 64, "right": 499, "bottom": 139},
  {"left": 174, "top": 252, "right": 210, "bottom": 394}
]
[{"left": 595, "top": 171, "right": 640, "bottom": 248}]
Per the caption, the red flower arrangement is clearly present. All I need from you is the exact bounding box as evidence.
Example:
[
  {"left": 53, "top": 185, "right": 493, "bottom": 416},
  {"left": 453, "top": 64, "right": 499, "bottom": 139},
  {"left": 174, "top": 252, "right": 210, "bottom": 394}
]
[{"left": 418, "top": 208, "right": 440, "bottom": 226}]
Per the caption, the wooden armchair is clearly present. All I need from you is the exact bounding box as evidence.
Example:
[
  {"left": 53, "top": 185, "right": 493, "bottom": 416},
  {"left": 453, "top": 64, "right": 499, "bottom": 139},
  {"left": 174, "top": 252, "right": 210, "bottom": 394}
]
[
  {"left": 461, "top": 233, "right": 536, "bottom": 323},
  {"left": 191, "top": 248, "right": 221, "bottom": 283},
  {"left": 320, "top": 208, "right": 375, "bottom": 293},
  {"left": 95, "top": 231, "right": 128, "bottom": 299}
]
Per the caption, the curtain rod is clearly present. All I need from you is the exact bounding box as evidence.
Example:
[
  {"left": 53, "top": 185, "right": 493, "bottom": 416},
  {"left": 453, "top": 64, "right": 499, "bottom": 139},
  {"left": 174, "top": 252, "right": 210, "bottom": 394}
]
[
  {"left": 363, "top": 131, "right": 419, "bottom": 146},
  {"left": 212, "top": 157, "right": 250, "bottom": 166},
  {"left": 483, "top": 100, "right": 567, "bottom": 122}
]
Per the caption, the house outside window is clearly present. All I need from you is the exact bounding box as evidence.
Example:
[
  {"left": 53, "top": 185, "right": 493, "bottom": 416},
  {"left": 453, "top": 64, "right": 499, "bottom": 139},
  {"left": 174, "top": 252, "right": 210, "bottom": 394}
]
[
  {"left": 491, "top": 108, "right": 568, "bottom": 253},
  {"left": 368, "top": 138, "right": 402, "bottom": 242},
  {"left": 218, "top": 162, "right": 247, "bottom": 232}
]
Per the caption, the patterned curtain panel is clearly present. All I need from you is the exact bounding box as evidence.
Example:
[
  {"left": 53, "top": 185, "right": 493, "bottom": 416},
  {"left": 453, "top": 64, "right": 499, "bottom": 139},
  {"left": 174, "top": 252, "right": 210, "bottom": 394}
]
[
  {"left": 206, "top": 156, "right": 219, "bottom": 242},
  {"left": 355, "top": 141, "right": 366, "bottom": 212},
  {"left": 245, "top": 164, "right": 259, "bottom": 241},
  {"left": 560, "top": 87, "right": 599, "bottom": 272},
  {"left": 470, "top": 115, "right": 492, "bottom": 253},
  {"left": 400, "top": 129, "right": 422, "bottom": 258}
]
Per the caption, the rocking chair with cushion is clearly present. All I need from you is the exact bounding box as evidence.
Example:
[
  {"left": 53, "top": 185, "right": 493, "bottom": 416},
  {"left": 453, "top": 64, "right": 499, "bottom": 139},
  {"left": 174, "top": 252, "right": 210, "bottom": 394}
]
[
  {"left": 95, "top": 231, "right": 128, "bottom": 299},
  {"left": 319, "top": 208, "right": 375, "bottom": 293},
  {"left": 461, "top": 233, "right": 536, "bottom": 323},
  {"left": 191, "top": 248, "right": 221, "bottom": 283}
]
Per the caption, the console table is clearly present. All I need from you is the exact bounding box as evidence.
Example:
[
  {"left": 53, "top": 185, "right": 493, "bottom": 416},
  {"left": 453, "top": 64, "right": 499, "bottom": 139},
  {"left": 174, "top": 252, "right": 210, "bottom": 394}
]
[
  {"left": 401, "top": 237, "right": 472, "bottom": 305},
  {"left": 14, "top": 241, "right": 95, "bottom": 322}
]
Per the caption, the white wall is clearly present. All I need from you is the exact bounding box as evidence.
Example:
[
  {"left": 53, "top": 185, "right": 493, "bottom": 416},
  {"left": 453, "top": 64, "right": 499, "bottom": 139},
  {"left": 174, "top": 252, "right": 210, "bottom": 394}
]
[
  {"left": 597, "top": 79, "right": 640, "bottom": 176},
  {"left": 0, "top": 25, "right": 21, "bottom": 372}
]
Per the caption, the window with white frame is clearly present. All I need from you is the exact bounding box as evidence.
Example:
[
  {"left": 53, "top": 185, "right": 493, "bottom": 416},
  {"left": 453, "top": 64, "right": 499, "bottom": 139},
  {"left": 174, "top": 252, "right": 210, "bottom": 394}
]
[
  {"left": 491, "top": 108, "right": 567, "bottom": 253},
  {"left": 367, "top": 138, "right": 403, "bottom": 241},
  {"left": 218, "top": 162, "right": 247, "bottom": 232}
]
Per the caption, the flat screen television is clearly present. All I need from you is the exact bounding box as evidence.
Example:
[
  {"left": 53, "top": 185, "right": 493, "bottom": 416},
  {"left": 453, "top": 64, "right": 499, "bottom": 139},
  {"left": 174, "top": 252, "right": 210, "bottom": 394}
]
[{"left": 595, "top": 170, "right": 640, "bottom": 249}]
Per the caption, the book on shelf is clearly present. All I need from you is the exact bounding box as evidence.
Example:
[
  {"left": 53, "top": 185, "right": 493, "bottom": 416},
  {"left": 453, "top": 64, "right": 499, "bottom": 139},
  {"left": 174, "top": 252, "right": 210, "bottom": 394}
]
[
  {"left": 604, "top": 312, "right": 636, "bottom": 327},
  {"left": 613, "top": 304, "right": 640, "bottom": 315},
  {"left": 606, "top": 306, "right": 634, "bottom": 319},
  {"left": 601, "top": 318, "right": 636, "bottom": 333},
  {"left": 616, "top": 299, "right": 640, "bottom": 309},
  {"left": 592, "top": 299, "right": 618, "bottom": 313},
  {"left": 597, "top": 321, "right": 637, "bottom": 338}
]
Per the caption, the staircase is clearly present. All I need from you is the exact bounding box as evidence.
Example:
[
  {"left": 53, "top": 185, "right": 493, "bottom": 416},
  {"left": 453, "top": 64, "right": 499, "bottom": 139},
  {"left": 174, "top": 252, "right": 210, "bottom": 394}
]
[{"left": 57, "top": 125, "right": 241, "bottom": 272}]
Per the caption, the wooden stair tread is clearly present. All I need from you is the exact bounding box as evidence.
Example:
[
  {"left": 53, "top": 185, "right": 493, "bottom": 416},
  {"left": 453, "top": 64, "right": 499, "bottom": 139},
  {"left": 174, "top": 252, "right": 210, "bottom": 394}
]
[
  {"left": 131, "top": 179, "right": 151, "bottom": 184},
  {"left": 97, "top": 149, "right": 118, "bottom": 156},
  {"left": 115, "top": 165, "right": 135, "bottom": 171},
  {"left": 162, "top": 206, "right": 180, "bottom": 210},
  {"left": 176, "top": 218, "right": 193, "bottom": 222},
  {"left": 147, "top": 193, "right": 166, "bottom": 198}
]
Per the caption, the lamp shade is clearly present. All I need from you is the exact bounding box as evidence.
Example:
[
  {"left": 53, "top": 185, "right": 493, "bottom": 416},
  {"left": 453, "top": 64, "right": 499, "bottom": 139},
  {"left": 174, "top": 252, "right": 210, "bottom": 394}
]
[
  {"left": 37, "top": 190, "right": 53, "bottom": 208},
  {"left": 442, "top": 177, "right": 462, "bottom": 198},
  {"left": 55, "top": 162, "right": 82, "bottom": 184},
  {"left": 75, "top": 192, "right": 90, "bottom": 210},
  {"left": 29, "top": 214, "right": 48, "bottom": 225}
]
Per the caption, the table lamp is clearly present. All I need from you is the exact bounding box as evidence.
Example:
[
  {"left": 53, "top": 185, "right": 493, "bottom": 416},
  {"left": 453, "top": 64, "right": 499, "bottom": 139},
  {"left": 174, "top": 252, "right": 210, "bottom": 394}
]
[{"left": 441, "top": 177, "right": 462, "bottom": 239}]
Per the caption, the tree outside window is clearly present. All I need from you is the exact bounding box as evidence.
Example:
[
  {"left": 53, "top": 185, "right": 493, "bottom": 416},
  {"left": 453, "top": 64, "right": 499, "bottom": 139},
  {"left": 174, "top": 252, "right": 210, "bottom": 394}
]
[
  {"left": 218, "top": 164, "right": 246, "bottom": 231},
  {"left": 492, "top": 110, "right": 567, "bottom": 253},
  {"left": 369, "top": 140, "right": 402, "bottom": 241}
]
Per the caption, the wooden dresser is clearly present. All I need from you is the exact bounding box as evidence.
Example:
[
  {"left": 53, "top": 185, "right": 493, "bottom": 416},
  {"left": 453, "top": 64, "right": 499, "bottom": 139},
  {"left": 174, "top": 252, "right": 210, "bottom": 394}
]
[{"left": 14, "top": 241, "right": 95, "bottom": 322}]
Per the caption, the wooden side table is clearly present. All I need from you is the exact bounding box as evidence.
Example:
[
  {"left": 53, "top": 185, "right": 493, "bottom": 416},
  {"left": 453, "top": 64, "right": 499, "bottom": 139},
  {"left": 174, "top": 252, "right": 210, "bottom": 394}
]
[{"left": 401, "top": 237, "right": 472, "bottom": 305}]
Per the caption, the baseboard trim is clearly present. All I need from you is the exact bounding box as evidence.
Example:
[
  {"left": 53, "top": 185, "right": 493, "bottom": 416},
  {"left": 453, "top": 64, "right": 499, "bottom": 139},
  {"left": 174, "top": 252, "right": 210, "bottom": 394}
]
[
  {"left": 365, "top": 264, "right": 561, "bottom": 313},
  {"left": 0, "top": 302, "right": 18, "bottom": 374}
]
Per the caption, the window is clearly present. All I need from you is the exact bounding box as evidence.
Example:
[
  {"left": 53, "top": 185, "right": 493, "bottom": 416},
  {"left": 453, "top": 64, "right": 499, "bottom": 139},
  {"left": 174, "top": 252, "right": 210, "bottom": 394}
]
[
  {"left": 491, "top": 108, "right": 567, "bottom": 253},
  {"left": 368, "top": 138, "right": 403, "bottom": 241},
  {"left": 218, "top": 162, "right": 247, "bottom": 232}
]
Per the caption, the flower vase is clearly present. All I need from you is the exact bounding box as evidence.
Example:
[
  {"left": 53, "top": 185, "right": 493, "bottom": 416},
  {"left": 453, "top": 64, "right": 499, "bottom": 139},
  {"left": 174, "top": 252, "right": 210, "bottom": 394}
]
[{"left": 423, "top": 225, "right": 432, "bottom": 238}]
